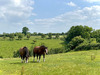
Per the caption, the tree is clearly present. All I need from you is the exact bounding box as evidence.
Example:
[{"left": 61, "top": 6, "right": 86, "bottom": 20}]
[
  {"left": 18, "top": 33, "right": 24, "bottom": 40},
  {"left": 67, "top": 36, "right": 84, "bottom": 50},
  {"left": 9, "top": 33, "right": 15, "bottom": 40},
  {"left": 41, "top": 34, "right": 46, "bottom": 39},
  {"left": 3, "top": 35, "right": 6, "bottom": 40},
  {"left": 22, "top": 27, "right": 29, "bottom": 35},
  {"left": 27, "top": 34, "right": 31, "bottom": 40},
  {"left": 48, "top": 33, "right": 52, "bottom": 39},
  {"left": 65, "top": 25, "right": 93, "bottom": 43},
  {"left": 55, "top": 33, "right": 59, "bottom": 39}
]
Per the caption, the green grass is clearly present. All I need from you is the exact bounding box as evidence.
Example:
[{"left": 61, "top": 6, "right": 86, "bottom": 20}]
[
  {"left": 0, "top": 50, "right": 100, "bottom": 75},
  {"left": 0, "top": 36, "right": 63, "bottom": 58}
]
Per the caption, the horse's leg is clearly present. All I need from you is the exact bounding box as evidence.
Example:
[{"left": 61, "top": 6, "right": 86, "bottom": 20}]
[
  {"left": 33, "top": 53, "right": 35, "bottom": 62},
  {"left": 25, "top": 57, "right": 28, "bottom": 63},
  {"left": 43, "top": 54, "right": 45, "bottom": 62},
  {"left": 23, "top": 56, "right": 25, "bottom": 63},
  {"left": 39, "top": 55, "right": 41, "bottom": 62},
  {"left": 37, "top": 54, "right": 39, "bottom": 62},
  {"left": 21, "top": 56, "right": 23, "bottom": 63}
]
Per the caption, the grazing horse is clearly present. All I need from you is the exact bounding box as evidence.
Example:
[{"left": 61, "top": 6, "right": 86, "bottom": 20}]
[
  {"left": 33, "top": 45, "right": 48, "bottom": 62},
  {"left": 19, "top": 46, "right": 29, "bottom": 63}
]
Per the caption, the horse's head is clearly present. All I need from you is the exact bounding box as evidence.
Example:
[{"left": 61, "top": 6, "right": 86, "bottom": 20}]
[
  {"left": 40, "top": 45, "right": 48, "bottom": 55},
  {"left": 45, "top": 47, "right": 48, "bottom": 55}
]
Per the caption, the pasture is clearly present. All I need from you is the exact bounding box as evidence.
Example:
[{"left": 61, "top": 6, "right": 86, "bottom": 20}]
[
  {"left": 0, "top": 36, "right": 63, "bottom": 58},
  {"left": 0, "top": 50, "right": 100, "bottom": 75}
]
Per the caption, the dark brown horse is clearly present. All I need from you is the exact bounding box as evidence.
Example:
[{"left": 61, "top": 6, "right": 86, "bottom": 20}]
[
  {"left": 33, "top": 45, "right": 48, "bottom": 62},
  {"left": 19, "top": 46, "right": 29, "bottom": 63}
]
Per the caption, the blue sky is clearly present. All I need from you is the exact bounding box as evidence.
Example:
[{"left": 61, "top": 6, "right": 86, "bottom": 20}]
[{"left": 0, "top": 0, "right": 100, "bottom": 33}]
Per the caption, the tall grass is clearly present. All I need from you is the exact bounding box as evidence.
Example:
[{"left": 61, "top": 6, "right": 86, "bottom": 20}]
[{"left": 0, "top": 50, "right": 100, "bottom": 75}]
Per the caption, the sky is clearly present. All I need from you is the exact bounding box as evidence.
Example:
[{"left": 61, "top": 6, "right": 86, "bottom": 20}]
[{"left": 0, "top": 0, "right": 100, "bottom": 33}]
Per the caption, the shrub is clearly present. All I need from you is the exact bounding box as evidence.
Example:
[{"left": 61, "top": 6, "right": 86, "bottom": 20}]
[
  {"left": 0, "top": 56, "right": 3, "bottom": 58},
  {"left": 67, "top": 36, "right": 84, "bottom": 50},
  {"left": 18, "top": 33, "right": 24, "bottom": 40},
  {"left": 13, "top": 50, "right": 19, "bottom": 58},
  {"left": 74, "top": 43, "right": 100, "bottom": 51},
  {"left": 9, "top": 33, "right": 15, "bottom": 40},
  {"left": 48, "top": 48, "right": 66, "bottom": 54},
  {"left": 27, "top": 34, "right": 31, "bottom": 40}
]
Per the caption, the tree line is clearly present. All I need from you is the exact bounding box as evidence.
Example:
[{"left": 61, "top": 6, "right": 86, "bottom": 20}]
[{"left": 0, "top": 27, "right": 66, "bottom": 40}]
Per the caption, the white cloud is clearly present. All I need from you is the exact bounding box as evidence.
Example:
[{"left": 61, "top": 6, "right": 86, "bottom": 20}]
[
  {"left": 0, "top": 0, "right": 35, "bottom": 33},
  {"left": 85, "top": 0, "right": 100, "bottom": 3},
  {"left": 67, "top": 2, "right": 76, "bottom": 7},
  {"left": 0, "top": 0, "right": 35, "bottom": 23},
  {"left": 33, "top": 5, "right": 100, "bottom": 32}
]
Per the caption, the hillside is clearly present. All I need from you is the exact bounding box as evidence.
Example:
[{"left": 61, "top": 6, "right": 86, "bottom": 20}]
[
  {"left": 0, "top": 50, "right": 100, "bottom": 75},
  {"left": 0, "top": 36, "right": 63, "bottom": 58}
]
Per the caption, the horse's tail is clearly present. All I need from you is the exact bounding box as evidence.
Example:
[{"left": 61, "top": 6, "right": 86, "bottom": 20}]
[{"left": 23, "top": 47, "right": 29, "bottom": 57}]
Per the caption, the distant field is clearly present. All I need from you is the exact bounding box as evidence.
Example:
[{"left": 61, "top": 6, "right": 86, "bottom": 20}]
[
  {"left": 0, "top": 50, "right": 100, "bottom": 75},
  {"left": 0, "top": 36, "right": 63, "bottom": 58}
]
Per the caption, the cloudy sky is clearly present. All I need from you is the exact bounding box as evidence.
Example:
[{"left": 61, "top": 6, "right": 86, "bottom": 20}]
[{"left": 0, "top": 0, "right": 100, "bottom": 33}]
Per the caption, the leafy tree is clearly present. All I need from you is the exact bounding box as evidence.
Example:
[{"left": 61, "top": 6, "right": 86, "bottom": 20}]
[
  {"left": 9, "top": 33, "right": 15, "bottom": 40},
  {"left": 67, "top": 36, "right": 84, "bottom": 50},
  {"left": 18, "top": 33, "right": 24, "bottom": 40},
  {"left": 41, "top": 34, "right": 46, "bottom": 39},
  {"left": 22, "top": 27, "right": 29, "bottom": 35},
  {"left": 33, "top": 32, "right": 37, "bottom": 36},
  {"left": 91, "top": 29, "right": 100, "bottom": 43},
  {"left": 48, "top": 33, "right": 52, "bottom": 39},
  {"left": 65, "top": 25, "right": 93, "bottom": 43},
  {"left": 55, "top": 33, "right": 59, "bottom": 39},
  {"left": 3, "top": 35, "right": 6, "bottom": 40},
  {"left": 27, "top": 34, "right": 31, "bottom": 40}
]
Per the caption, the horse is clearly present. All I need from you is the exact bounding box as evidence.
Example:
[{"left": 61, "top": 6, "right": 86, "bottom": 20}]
[
  {"left": 33, "top": 45, "right": 48, "bottom": 62},
  {"left": 19, "top": 46, "right": 29, "bottom": 63}
]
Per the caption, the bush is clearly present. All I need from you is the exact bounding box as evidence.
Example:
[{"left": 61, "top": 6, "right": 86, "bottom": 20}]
[
  {"left": 27, "top": 34, "right": 31, "bottom": 40},
  {"left": 67, "top": 36, "right": 84, "bottom": 50},
  {"left": 0, "top": 56, "right": 3, "bottom": 58},
  {"left": 18, "top": 33, "right": 24, "bottom": 40},
  {"left": 48, "top": 48, "right": 66, "bottom": 54},
  {"left": 74, "top": 43, "right": 100, "bottom": 51},
  {"left": 13, "top": 50, "right": 19, "bottom": 58}
]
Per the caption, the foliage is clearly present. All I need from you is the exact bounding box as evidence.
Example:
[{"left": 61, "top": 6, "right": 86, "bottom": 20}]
[
  {"left": 22, "top": 27, "right": 29, "bottom": 35},
  {"left": 48, "top": 48, "right": 65, "bottom": 54},
  {"left": 55, "top": 33, "right": 59, "bottom": 39},
  {"left": 48, "top": 33, "right": 52, "bottom": 39},
  {"left": 74, "top": 43, "right": 100, "bottom": 51},
  {"left": 18, "top": 33, "right": 24, "bottom": 40},
  {"left": 27, "top": 34, "right": 31, "bottom": 40},
  {"left": 91, "top": 29, "right": 100, "bottom": 43},
  {"left": 67, "top": 36, "right": 84, "bottom": 51},
  {"left": 65, "top": 25, "right": 93, "bottom": 43},
  {"left": 13, "top": 50, "right": 19, "bottom": 58},
  {"left": 9, "top": 33, "right": 15, "bottom": 40},
  {"left": 41, "top": 34, "right": 46, "bottom": 39},
  {"left": 3, "top": 36, "right": 6, "bottom": 40}
]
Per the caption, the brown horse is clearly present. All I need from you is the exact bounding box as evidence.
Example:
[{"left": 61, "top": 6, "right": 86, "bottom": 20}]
[
  {"left": 19, "top": 46, "right": 29, "bottom": 63},
  {"left": 33, "top": 45, "right": 48, "bottom": 62}
]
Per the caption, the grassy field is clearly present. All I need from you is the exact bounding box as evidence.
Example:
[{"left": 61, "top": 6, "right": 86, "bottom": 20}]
[
  {"left": 0, "top": 50, "right": 100, "bottom": 75},
  {"left": 0, "top": 36, "right": 63, "bottom": 58}
]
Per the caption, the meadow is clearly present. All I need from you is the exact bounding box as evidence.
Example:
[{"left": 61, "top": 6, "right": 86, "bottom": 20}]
[
  {"left": 0, "top": 36, "right": 100, "bottom": 75},
  {"left": 0, "top": 50, "right": 100, "bottom": 75},
  {"left": 0, "top": 36, "right": 63, "bottom": 58}
]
